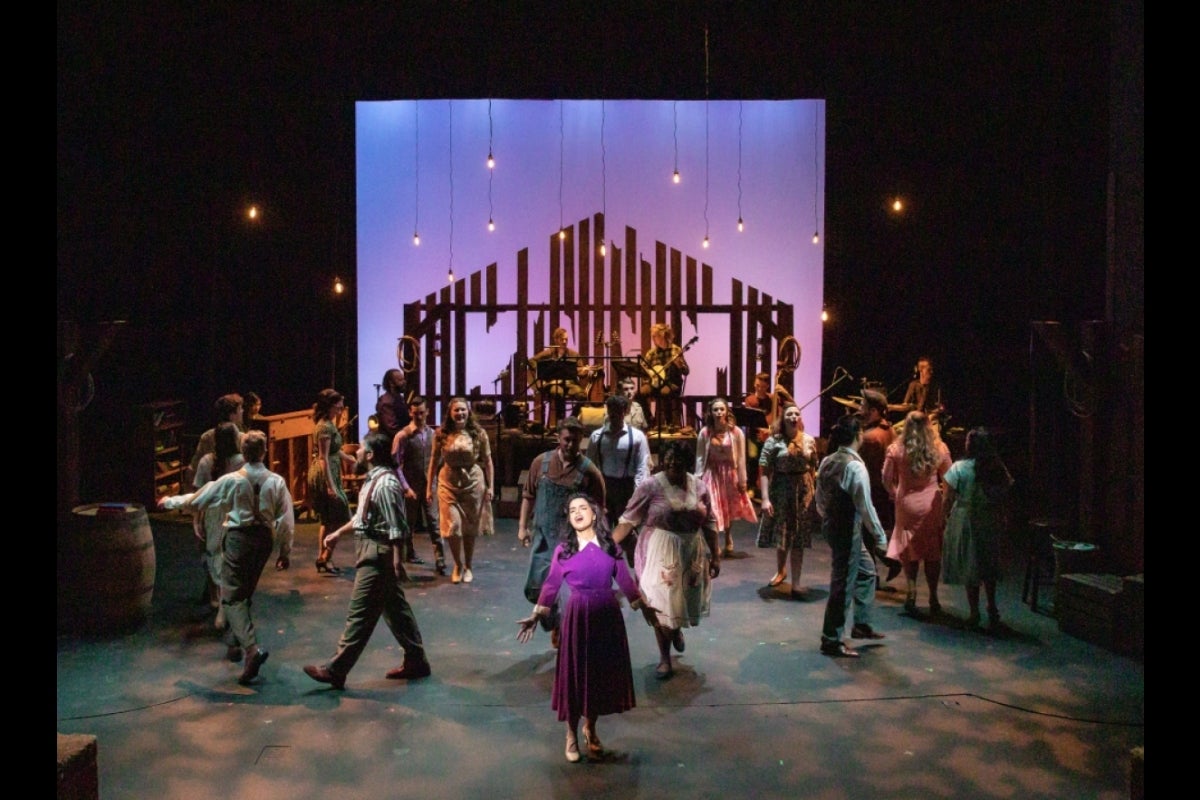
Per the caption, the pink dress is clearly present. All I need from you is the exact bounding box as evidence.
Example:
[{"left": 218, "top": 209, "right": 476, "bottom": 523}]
[
  {"left": 695, "top": 425, "right": 758, "bottom": 530},
  {"left": 883, "top": 440, "right": 952, "bottom": 562}
]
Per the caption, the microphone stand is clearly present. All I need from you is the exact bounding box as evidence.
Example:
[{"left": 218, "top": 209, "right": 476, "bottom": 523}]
[{"left": 798, "top": 367, "right": 856, "bottom": 412}]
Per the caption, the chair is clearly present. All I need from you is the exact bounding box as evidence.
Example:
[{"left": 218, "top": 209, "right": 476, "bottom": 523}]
[{"left": 1022, "top": 517, "right": 1066, "bottom": 613}]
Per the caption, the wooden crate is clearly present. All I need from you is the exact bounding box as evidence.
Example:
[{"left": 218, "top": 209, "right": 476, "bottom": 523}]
[{"left": 1056, "top": 573, "right": 1124, "bottom": 651}]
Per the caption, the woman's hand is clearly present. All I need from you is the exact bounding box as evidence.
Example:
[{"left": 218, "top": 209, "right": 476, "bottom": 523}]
[
  {"left": 516, "top": 613, "right": 539, "bottom": 644},
  {"left": 636, "top": 600, "right": 661, "bottom": 629},
  {"left": 760, "top": 499, "right": 774, "bottom": 517}
]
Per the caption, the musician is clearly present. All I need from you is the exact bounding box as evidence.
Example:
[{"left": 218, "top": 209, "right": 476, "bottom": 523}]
[
  {"left": 857, "top": 389, "right": 900, "bottom": 584},
  {"left": 529, "top": 327, "right": 592, "bottom": 425},
  {"left": 743, "top": 372, "right": 794, "bottom": 495},
  {"left": 639, "top": 323, "right": 690, "bottom": 429},
  {"left": 902, "top": 356, "right": 945, "bottom": 420}
]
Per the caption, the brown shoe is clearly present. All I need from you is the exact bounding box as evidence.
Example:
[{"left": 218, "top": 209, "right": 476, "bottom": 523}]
[
  {"left": 850, "top": 625, "right": 885, "bottom": 640},
  {"left": 303, "top": 664, "right": 346, "bottom": 689},
  {"left": 385, "top": 660, "right": 431, "bottom": 681},
  {"left": 238, "top": 648, "right": 269, "bottom": 685}
]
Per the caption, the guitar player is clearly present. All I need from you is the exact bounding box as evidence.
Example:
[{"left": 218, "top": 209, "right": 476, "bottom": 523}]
[
  {"left": 528, "top": 327, "right": 598, "bottom": 426},
  {"left": 638, "top": 323, "right": 691, "bottom": 431}
]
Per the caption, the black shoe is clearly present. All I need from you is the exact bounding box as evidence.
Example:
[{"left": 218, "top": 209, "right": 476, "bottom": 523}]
[
  {"left": 670, "top": 628, "right": 685, "bottom": 653},
  {"left": 435, "top": 558, "right": 447, "bottom": 576},
  {"left": 238, "top": 648, "right": 269, "bottom": 685},
  {"left": 885, "top": 560, "right": 903, "bottom": 582},
  {"left": 225, "top": 645, "right": 243, "bottom": 663},
  {"left": 303, "top": 664, "right": 346, "bottom": 689},
  {"left": 850, "top": 625, "right": 885, "bottom": 640},
  {"left": 385, "top": 660, "right": 431, "bottom": 680},
  {"left": 820, "top": 641, "right": 860, "bottom": 658}
]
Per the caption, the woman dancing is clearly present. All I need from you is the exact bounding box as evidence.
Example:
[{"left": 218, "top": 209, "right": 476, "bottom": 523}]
[
  {"left": 517, "top": 494, "right": 657, "bottom": 762},
  {"left": 427, "top": 397, "right": 495, "bottom": 583},
  {"left": 307, "top": 388, "right": 355, "bottom": 574},
  {"left": 613, "top": 440, "right": 721, "bottom": 679},
  {"left": 755, "top": 402, "right": 820, "bottom": 596},
  {"left": 695, "top": 397, "right": 757, "bottom": 556}
]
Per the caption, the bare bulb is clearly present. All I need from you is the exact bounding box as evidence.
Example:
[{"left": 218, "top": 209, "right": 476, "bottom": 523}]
[
  {"left": 487, "top": 152, "right": 495, "bottom": 169},
  {"left": 559, "top": 229, "right": 566, "bottom": 240},
  {"left": 599, "top": 242, "right": 607, "bottom": 257},
  {"left": 812, "top": 232, "right": 820, "bottom": 244},
  {"left": 737, "top": 217, "right": 744, "bottom": 233},
  {"left": 672, "top": 170, "right": 681, "bottom": 184},
  {"left": 702, "top": 235, "right": 710, "bottom": 249},
  {"left": 247, "top": 205, "right": 259, "bottom": 221},
  {"left": 333, "top": 277, "right": 344, "bottom": 294},
  {"left": 447, "top": 268, "right": 454, "bottom": 283},
  {"left": 821, "top": 309, "right": 829, "bottom": 322},
  {"left": 892, "top": 198, "right": 903, "bottom": 212},
  {"left": 488, "top": 218, "right": 495, "bottom": 232},
  {"left": 413, "top": 232, "right": 420, "bottom": 246}
]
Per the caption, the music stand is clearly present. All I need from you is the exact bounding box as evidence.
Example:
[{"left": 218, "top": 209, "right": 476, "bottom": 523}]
[
  {"left": 731, "top": 406, "right": 768, "bottom": 431},
  {"left": 611, "top": 358, "right": 646, "bottom": 383}
]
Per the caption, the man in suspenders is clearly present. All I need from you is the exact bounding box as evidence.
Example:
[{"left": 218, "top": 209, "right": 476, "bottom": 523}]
[
  {"left": 586, "top": 393, "right": 651, "bottom": 564},
  {"left": 160, "top": 430, "right": 294, "bottom": 685},
  {"left": 304, "top": 431, "right": 431, "bottom": 689}
]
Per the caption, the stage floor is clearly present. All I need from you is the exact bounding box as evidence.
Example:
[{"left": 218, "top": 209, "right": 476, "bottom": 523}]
[{"left": 57, "top": 512, "right": 1143, "bottom": 800}]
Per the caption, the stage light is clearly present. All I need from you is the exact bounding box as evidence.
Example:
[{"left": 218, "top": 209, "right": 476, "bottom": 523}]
[
  {"left": 892, "top": 198, "right": 903, "bottom": 213},
  {"left": 813, "top": 104, "right": 823, "bottom": 245},
  {"left": 738, "top": 217, "right": 744, "bottom": 233},
  {"left": 559, "top": 229, "right": 566, "bottom": 240},
  {"left": 821, "top": 308, "right": 829, "bottom": 323},
  {"left": 487, "top": 151, "right": 494, "bottom": 170},
  {"left": 672, "top": 100, "right": 680, "bottom": 185},
  {"left": 488, "top": 218, "right": 495, "bottom": 232},
  {"left": 447, "top": 268, "right": 454, "bottom": 283},
  {"left": 673, "top": 169, "right": 681, "bottom": 185},
  {"left": 247, "top": 205, "right": 259, "bottom": 221},
  {"left": 413, "top": 100, "right": 421, "bottom": 247},
  {"left": 600, "top": 241, "right": 607, "bottom": 257},
  {"left": 558, "top": 100, "right": 566, "bottom": 241},
  {"left": 448, "top": 100, "right": 455, "bottom": 284},
  {"left": 702, "top": 235, "right": 710, "bottom": 249},
  {"left": 812, "top": 232, "right": 820, "bottom": 244},
  {"left": 599, "top": 99, "right": 607, "bottom": 257},
  {"left": 413, "top": 232, "right": 420, "bottom": 246},
  {"left": 487, "top": 99, "right": 496, "bottom": 230}
]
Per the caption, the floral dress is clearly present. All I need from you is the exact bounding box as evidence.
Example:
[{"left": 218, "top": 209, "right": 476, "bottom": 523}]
[
  {"left": 755, "top": 432, "right": 819, "bottom": 551},
  {"left": 695, "top": 425, "right": 758, "bottom": 530},
  {"left": 620, "top": 472, "right": 719, "bottom": 629},
  {"left": 434, "top": 430, "right": 494, "bottom": 538},
  {"left": 307, "top": 419, "right": 350, "bottom": 527}
]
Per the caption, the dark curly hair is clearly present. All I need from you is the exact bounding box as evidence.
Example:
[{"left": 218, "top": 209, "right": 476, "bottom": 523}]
[{"left": 554, "top": 493, "right": 620, "bottom": 560}]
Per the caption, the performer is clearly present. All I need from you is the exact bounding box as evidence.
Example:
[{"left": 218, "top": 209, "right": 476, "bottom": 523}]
[
  {"left": 516, "top": 493, "right": 658, "bottom": 763},
  {"left": 529, "top": 327, "right": 594, "bottom": 426},
  {"left": 517, "top": 418, "right": 606, "bottom": 645},
  {"left": 303, "top": 431, "right": 431, "bottom": 690},
  {"left": 902, "top": 356, "right": 946, "bottom": 425},
  {"left": 615, "top": 378, "right": 649, "bottom": 431},
  {"left": 374, "top": 368, "right": 411, "bottom": 443},
  {"left": 743, "top": 371, "right": 795, "bottom": 495},
  {"left": 638, "top": 323, "right": 690, "bottom": 430},
  {"left": 391, "top": 395, "right": 446, "bottom": 576},
  {"left": 858, "top": 389, "right": 900, "bottom": 585},
  {"left": 586, "top": 393, "right": 652, "bottom": 564}
]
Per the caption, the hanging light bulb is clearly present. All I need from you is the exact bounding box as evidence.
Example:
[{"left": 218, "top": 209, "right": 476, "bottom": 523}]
[
  {"left": 559, "top": 229, "right": 566, "bottom": 240},
  {"left": 812, "top": 231, "right": 820, "bottom": 244},
  {"left": 488, "top": 217, "right": 495, "bottom": 232},
  {"left": 673, "top": 169, "right": 680, "bottom": 184},
  {"left": 702, "top": 235, "right": 710, "bottom": 249},
  {"left": 599, "top": 241, "right": 607, "bottom": 257},
  {"left": 738, "top": 217, "right": 744, "bottom": 233},
  {"left": 413, "top": 231, "right": 420, "bottom": 246},
  {"left": 447, "top": 267, "right": 454, "bottom": 283},
  {"left": 487, "top": 151, "right": 495, "bottom": 169},
  {"left": 333, "top": 276, "right": 344, "bottom": 294}
]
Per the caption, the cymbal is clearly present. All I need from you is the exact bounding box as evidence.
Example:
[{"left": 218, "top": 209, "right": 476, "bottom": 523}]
[{"left": 832, "top": 396, "right": 862, "bottom": 410}]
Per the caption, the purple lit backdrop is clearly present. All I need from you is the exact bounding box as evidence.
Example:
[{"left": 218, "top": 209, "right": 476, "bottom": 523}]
[{"left": 356, "top": 99, "right": 825, "bottom": 433}]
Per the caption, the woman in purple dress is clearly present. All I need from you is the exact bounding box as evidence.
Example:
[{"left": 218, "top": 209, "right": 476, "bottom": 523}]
[{"left": 518, "top": 494, "right": 657, "bottom": 763}]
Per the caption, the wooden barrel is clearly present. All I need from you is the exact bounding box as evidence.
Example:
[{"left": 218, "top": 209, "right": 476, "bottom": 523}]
[{"left": 60, "top": 503, "right": 156, "bottom": 633}]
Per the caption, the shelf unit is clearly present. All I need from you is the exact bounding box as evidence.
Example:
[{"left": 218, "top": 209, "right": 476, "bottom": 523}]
[{"left": 135, "top": 400, "right": 186, "bottom": 507}]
